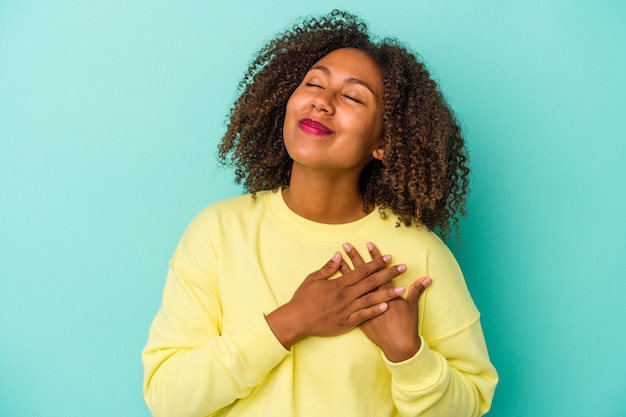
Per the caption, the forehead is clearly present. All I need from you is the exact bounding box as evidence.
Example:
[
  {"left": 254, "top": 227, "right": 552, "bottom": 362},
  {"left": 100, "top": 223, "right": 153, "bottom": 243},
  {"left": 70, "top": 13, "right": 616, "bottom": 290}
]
[{"left": 309, "top": 48, "right": 382, "bottom": 91}]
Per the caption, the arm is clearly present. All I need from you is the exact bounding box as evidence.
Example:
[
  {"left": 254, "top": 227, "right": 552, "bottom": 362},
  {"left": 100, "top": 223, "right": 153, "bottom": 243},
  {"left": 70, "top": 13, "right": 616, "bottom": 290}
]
[
  {"left": 142, "top": 258, "right": 290, "bottom": 417},
  {"left": 346, "top": 242, "right": 497, "bottom": 417},
  {"left": 266, "top": 251, "right": 408, "bottom": 349},
  {"left": 143, "top": 218, "right": 409, "bottom": 417},
  {"left": 385, "top": 317, "right": 497, "bottom": 417}
]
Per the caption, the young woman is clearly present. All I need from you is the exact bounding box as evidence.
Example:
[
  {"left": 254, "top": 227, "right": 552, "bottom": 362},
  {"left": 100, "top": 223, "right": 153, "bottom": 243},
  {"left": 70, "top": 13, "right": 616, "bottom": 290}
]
[{"left": 143, "top": 10, "right": 497, "bottom": 417}]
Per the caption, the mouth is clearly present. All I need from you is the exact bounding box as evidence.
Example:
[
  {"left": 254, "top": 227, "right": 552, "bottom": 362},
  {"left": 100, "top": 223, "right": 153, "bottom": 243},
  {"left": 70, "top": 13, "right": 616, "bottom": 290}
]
[{"left": 298, "top": 118, "right": 333, "bottom": 136}]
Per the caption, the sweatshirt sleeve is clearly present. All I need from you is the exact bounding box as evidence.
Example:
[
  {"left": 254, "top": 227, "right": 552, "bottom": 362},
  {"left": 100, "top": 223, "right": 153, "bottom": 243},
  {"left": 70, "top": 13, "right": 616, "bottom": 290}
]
[
  {"left": 385, "top": 318, "right": 497, "bottom": 416},
  {"left": 385, "top": 237, "right": 498, "bottom": 417},
  {"left": 142, "top": 212, "right": 290, "bottom": 417}
]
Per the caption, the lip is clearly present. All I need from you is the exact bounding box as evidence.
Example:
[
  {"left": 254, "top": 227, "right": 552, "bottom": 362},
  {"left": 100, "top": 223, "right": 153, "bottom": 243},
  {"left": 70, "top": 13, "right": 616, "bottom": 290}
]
[{"left": 298, "top": 118, "right": 333, "bottom": 136}]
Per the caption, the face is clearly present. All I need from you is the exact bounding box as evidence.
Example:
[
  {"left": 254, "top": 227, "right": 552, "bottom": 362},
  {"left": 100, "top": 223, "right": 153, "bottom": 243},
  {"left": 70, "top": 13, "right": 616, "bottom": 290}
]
[{"left": 283, "top": 48, "right": 384, "bottom": 177}]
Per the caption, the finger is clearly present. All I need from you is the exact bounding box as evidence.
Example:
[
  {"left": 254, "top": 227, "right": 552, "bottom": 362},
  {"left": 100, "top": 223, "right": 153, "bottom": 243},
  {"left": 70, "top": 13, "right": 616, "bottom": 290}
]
[
  {"left": 304, "top": 252, "right": 343, "bottom": 282},
  {"left": 339, "top": 258, "right": 352, "bottom": 275},
  {"left": 406, "top": 277, "right": 432, "bottom": 310},
  {"left": 343, "top": 242, "right": 367, "bottom": 268},
  {"left": 366, "top": 242, "right": 393, "bottom": 290},
  {"left": 341, "top": 254, "right": 392, "bottom": 286},
  {"left": 353, "top": 284, "right": 406, "bottom": 310},
  {"left": 351, "top": 263, "right": 407, "bottom": 295},
  {"left": 379, "top": 281, "right": 395, "bottom": 290},
  {"left": 347, "top": 302, "right": 389, "bottom": 327},
  {"left": 366, "top": 242, "right": 383, "bottom": 261}
]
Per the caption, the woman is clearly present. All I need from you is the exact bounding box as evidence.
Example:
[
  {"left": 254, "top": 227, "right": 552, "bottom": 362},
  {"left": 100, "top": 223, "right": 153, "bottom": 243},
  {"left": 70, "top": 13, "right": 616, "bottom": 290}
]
[{"left": 143, "top": 10, "right": 497, "bottom": 417}]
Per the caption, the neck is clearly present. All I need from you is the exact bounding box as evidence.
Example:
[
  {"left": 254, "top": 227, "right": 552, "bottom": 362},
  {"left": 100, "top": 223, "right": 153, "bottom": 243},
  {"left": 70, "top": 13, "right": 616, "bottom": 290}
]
[{"left": 283, "top": 166, "right": 372, "bottom": 224}]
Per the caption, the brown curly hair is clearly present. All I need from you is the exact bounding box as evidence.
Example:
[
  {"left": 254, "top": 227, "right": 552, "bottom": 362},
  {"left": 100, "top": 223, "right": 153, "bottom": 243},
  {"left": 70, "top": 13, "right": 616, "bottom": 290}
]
[{"left": 218, "top": 10, "right": 469, "bottom": 237}]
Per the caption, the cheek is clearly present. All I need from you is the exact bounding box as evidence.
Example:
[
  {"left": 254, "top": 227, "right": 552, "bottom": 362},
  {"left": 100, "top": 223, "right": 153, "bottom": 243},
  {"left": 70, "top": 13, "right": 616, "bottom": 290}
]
[
  {"left": 284, "top": 90, "right": 305, "bottom": 119},
  {"left": 283, "top": 96, "right": 302, "bottom": 145},
  {"left": 283, "top": 97, "right": 297, "bottom": 130},
  {"left": 354, "top": 111, "right": 382, "bottom": 139},
  {"left": 286, "top": 87, "right": 306, "bottom": 108},
  {"left": 366, "top": 107, "right": 384, "bottom": 138}
]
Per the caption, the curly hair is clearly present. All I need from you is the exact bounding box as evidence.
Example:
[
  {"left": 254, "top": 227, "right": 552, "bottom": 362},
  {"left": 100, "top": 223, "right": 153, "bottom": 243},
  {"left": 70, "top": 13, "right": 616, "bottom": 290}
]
[{"left": 218, "top": 10, "right": 470, "bottom": 238}]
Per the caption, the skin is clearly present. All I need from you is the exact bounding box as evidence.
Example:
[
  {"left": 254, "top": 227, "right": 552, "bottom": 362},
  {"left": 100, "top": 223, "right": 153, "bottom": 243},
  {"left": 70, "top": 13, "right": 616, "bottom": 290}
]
[
  {"left": 342, "top": 242, "right": 432, "bottom": 362},
  {"left": 265, "top": 48, "right": 431, "bottom": 362},
  {"left": 281, "top": 47, "right": 384, "bottom": 224}
]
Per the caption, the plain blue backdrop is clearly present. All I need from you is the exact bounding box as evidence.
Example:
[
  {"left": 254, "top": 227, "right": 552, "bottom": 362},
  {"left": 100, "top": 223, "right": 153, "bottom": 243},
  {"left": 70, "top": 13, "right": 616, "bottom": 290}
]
[{"left": 1, "top": 1, "right": 625, "bottom": 416}]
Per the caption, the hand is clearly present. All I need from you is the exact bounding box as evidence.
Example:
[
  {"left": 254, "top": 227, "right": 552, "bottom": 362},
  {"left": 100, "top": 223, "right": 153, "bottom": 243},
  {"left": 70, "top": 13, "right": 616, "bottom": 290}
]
[
  {"left": 342, "top": 242, "right": 431, "bottom": 363},
  {"left": 266, "top": 250, "right": 407, "bottom": 349}
]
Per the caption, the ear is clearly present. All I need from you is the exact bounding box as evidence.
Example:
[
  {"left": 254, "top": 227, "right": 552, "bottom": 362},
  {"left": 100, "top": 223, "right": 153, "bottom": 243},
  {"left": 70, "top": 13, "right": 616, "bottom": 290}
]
[{"left": 372, "top": 146, "right": 385, "bottom": 161}]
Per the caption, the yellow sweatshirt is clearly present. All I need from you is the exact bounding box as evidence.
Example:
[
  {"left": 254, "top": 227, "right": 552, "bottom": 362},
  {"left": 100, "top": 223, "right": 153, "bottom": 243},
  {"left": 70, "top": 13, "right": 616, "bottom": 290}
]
[{"left": 143, "top": 190, "right": 497, "bottom": 417}]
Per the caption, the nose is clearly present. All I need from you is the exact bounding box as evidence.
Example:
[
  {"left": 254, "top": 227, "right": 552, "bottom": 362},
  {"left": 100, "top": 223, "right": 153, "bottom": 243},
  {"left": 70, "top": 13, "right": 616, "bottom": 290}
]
[{"left": 311, "top": 89, "right": 335, "bottom": 115}]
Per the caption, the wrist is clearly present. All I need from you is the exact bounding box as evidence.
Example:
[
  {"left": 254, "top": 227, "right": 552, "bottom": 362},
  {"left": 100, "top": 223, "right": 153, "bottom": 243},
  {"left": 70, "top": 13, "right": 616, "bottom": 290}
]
[
  {"left": 382, "top": 336, "right": 422, "bottom": 363},
  {"left": 265, "top": 302, "right": 305, "bottom": 349}
]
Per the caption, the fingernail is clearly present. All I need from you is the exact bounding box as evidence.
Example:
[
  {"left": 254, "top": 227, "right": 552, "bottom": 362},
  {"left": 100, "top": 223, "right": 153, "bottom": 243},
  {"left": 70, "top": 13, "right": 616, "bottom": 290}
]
[
  {"left": 394, "top": 286, "right": 405, "bottom": 295},
  {"left": 423, "top": 278, "right": 432, "bottom": 287},
  {"left": 342, "top": 242, "right": 352, "bottom": 252},
  {"left": 382, "top": 255, "right": 392, "bottom": 263},
  {"left": 397, "top": 264, "right": 407, "bottom": 273},
  {"left": 332, "top": 251, "right": 341, "bottom": 261},
  {"left": 379, "top": 303, "right": 388, "bottom": 312}
]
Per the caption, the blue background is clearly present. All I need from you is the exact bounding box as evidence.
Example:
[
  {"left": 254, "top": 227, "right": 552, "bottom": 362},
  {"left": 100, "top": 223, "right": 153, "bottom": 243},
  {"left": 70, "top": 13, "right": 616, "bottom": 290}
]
[{"left": 1, "top": 1, "right": 625, "bottom": 416}]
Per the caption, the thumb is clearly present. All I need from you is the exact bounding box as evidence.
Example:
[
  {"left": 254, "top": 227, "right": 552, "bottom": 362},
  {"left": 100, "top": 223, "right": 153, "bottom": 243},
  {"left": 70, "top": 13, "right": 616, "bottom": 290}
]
[{"left": 406, "top": 277, "right": 432, "bottom": 310}]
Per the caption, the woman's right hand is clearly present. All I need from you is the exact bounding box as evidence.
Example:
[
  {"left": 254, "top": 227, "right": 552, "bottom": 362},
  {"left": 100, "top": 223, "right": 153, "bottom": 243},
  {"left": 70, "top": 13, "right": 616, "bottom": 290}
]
[{"left": 265, "top": 249, "right": 407, "bottom": 349}]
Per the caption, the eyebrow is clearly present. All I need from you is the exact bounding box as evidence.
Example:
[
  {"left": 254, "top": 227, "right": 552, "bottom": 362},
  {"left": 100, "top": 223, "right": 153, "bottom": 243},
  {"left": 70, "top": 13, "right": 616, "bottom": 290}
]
[{"left": 310, "top": 65, "right": 378, "bottom": 96}]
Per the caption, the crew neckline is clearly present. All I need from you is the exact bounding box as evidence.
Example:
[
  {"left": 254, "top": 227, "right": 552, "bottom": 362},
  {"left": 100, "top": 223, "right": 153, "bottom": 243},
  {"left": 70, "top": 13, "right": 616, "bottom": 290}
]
[{"left": 262, "top": 189, "right": 389, "bottom": 244}]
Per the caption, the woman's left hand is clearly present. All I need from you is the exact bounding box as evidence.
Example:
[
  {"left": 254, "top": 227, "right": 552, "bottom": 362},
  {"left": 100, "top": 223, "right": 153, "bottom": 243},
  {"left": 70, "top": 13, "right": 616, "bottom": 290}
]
[{"left": 340, "top": 242, "right": 432, "bottom": 363}]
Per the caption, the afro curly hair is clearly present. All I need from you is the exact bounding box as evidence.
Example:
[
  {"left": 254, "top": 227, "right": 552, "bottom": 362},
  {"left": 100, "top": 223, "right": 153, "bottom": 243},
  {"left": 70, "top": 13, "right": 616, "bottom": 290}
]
[{"left": 219, "top": 10, "right": 470, "bottom": 238}]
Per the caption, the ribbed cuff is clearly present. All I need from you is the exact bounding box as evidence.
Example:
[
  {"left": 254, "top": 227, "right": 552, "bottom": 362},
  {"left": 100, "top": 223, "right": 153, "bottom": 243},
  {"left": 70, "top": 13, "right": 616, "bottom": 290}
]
[{"left": 383, "top": 336, "right": 445, "bottom": 391}]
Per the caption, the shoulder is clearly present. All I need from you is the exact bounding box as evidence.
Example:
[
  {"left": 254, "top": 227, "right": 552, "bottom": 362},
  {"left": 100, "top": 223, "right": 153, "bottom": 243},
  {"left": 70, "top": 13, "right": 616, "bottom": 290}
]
[
  {"left": 373, "top": 219, "right": 461, "bottom": 280},
  {"left": 198, "top": 193, "right": 256, "bottom": 216},
  {"left": 377, "top": 220, "right": 480, "bottom": 336},
  {"left": 388, "top": 223, "right": 467, "bottom": 292},
  {"left": 377, "top": 217, "right": 448, "bottom": 257},
  {"left": 190, "top": 191, "right": 274, "bottom": 226},
  {"left": 172, "top": 193, "right": 262, "bottom": 256}
]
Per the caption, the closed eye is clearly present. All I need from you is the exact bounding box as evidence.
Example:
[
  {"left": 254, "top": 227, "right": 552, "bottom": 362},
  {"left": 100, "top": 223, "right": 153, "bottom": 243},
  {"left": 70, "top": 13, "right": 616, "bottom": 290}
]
[
  {"left": 343, "top": 95, "right": 363, "bottom": 104},
  {"left": 306, "top": 83, "right": 323, "bottom": 89}
]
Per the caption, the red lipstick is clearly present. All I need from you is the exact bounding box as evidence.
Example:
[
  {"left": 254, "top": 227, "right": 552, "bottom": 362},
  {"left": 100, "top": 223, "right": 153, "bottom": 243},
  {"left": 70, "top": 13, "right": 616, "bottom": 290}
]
[{"left": 299, "top": 118, "right": 332, "bottom": 135}]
